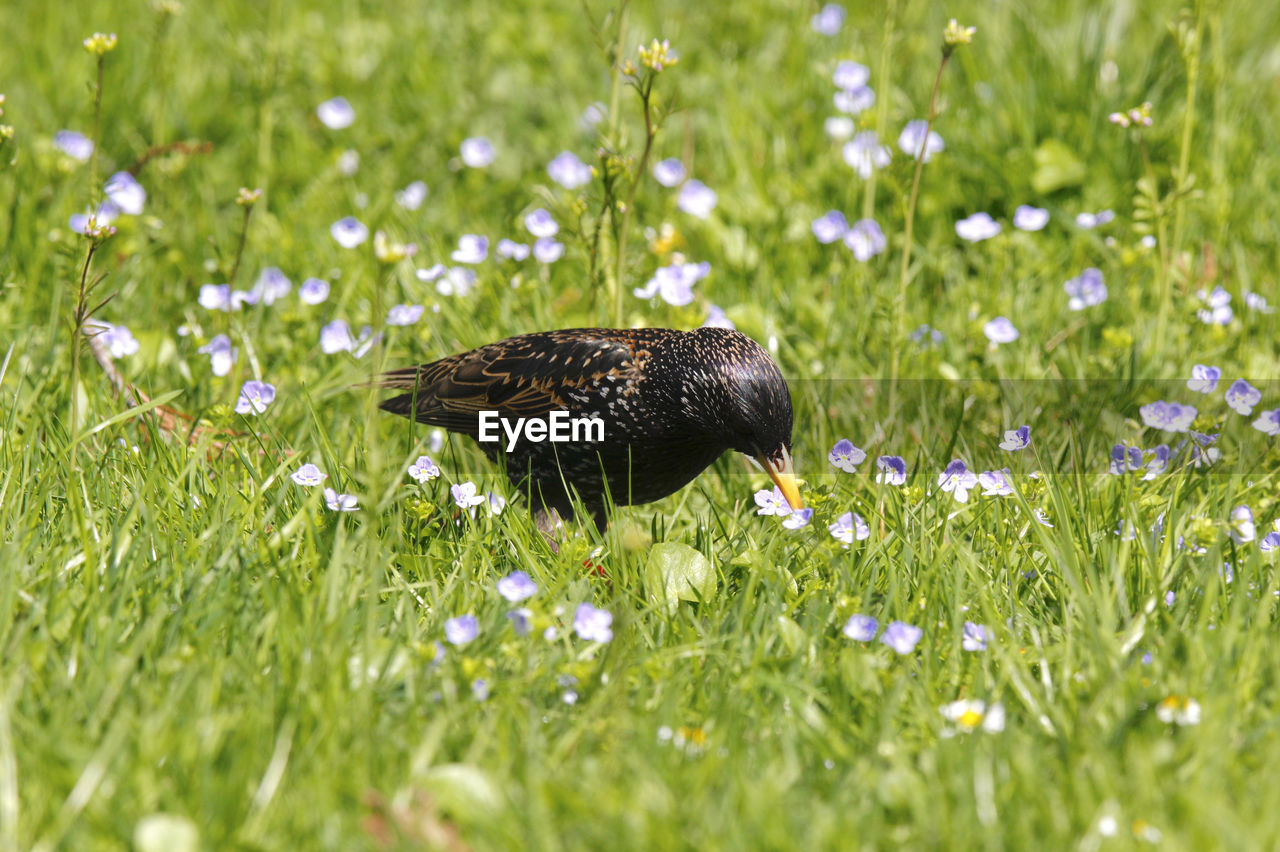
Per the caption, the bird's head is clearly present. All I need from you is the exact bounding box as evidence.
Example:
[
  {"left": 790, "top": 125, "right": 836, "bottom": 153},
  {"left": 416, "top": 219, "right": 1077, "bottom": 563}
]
[{"left": 675, "top": 328, "right": 802, "bottom": 511}]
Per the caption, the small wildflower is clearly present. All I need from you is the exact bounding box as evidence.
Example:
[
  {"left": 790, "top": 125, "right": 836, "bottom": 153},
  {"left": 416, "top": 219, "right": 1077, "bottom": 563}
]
[
  {"left": 1186, "top": 364, "right": 1221, "bottom": 394},
  {"left": 507, "top": 608, "right": 533, "bottom": 636},
  {"left": 497, "top": 570, "right": 537, "bottom": 603},
  {"left": 677, "top": 180, "right": 717, "bottom": 219},
  {"left": 524, "top": 208, "right": 559, "bottom": 238},
  {"left": 497, "top": 239, "right": 530, "bottom": 261},
  {"left": 999, "top": 425, "right": 1031, "bottom": 451},
  {"left": 459, "top": 136, "right": 495, "bottom": 168},
  {"left": 298, "top": 278, "right": 329, "bottom": 305},
  {"left": 54, "top": 130, "right": 94, "bottom": 162},
  {"left": 573, "top": 603, "right": 614, "bottom": 642},
  {"left": 407, "top": 455, "right": 440, "bottom": 482},
  {"left": 83, "top": 32, "right": 119, "bottom": 55},
  {"left": 940, "top": 700, "right": 1005, "bottom": 734},
  {"left": 824, "top": 116, "right": 855, "bottom": 140},
  {"left": 812, "top": 210, "right": 849, "bottom": 244},
  {"left": 1229, "top": 505, "right": 1256, "bottom": 544},
  {"left": 234, "top": 380, "right": 276, "bottom": 415},
  {"left": 1142, "top": 445, "right": 1171, "bottom": 480},
  {"left": 451, "top": 481, "right": 486, "bottom": 509},
  {"left": 842, "top": 613, "right": 877, "bottom": 641},
  {"left": 754, "top": 486, "right": 789, "bottom": 517},
  {"left": 880, "top": 621, "right": 923, "bottom": 654},
  {"left": 1259, "top": 531, "right": 1280, "bottom": 553},
  {"left": 249, "top": 266, "right": 291, "bottom": 305},
  {"left": 291, "top": 463, "right": 327, "bottom": 487},
  {"left": 1196, "top": 286, "right": 1233, "bottom": 325},
  {"left": 875, "top": 455, "right": 907, "bottom": 486},
  {"left": 547, "top": 151, "right": 593, "bottom": 189},
  {"left": 450, "top": 234, "right": 488, "bottom": 264},
  {"left": 942, "top": 19, "right": 976, "bottom": 47},
  {"left": 374, "top": 231, "right": 417, "bottom": 264},
  {"left": 1110, "top": 444, "right": 1143, "bottom": 475},
  {"left": 1252, "top": 407, "right": 1280, "bottom": 436},
  {"left": 1033, "top": 508, "right": 1054, "bottom": 527},
  {"left": 842, "top": 131, "right": 892, "bottom": 178},
  {"left": 533, "top": 237, "right": 564, "bottom": 264},
  {"left": 471, "top": 679, "right": 490, "bottom": 701},
  {"left": 386, "top": 303, "right": 424, "bottom": 326},
  {"left": 1108, "top": 101, "right": 1153, "bottom": 129},
  {"left": 844, "top": 219, "right": 886, "bottom": 261},
  {"left": 1139, "top": 400, "right": 1197, "bottom": 433},
  {"left": 652, "top": 158, "right": 686, "bottom": 187},
  {"left": 827, "top": 438, "right": 866, "bottom": 472},
  {"left": 330, "top": 216, "right": 369, "bottom": 248},
  {"left": 435, "top": 267, "right": 477, "bottom": 297},
  {"left": 84, "top": 320, "right": 139, "bottom": 359},
  {"left": 910, "top": 324, "right": 944, "bottom": 346},
  {"left": 1074, "top": 209, "right": 1114, "bottom": 229},
  {"left": 396, "top": 180, "right": 427, "bottom": 210},
  {"left": 956, "top": 212, "right": 1001, "bottom": 242},
  {"left": 811, "top": 3, "right": 846, "bottom": 35},
  {"left": 634, "top": 259, "right": 710, "bottom": 306},
  {"left": 316, "top": 97, "right": 355, "bottom": 129},
  {"left": 1012, "top": 205, "right": 1049, "bottom": 231},
  {"left": 898, "top": 120, "right": 943, "bottom": 161},
  {"left": 829, "top": 511, "right": 869, "bottom": 546},
  {"left": 197, "top": 334, "right": 236, "bottom": 376},
  {"left": 781, "top": 508, "right": 814, "bottom": 530},
  {"left": 703, "top": 304, "right": 735, "bottom": 330},
  {"left": 320, "top": 319, "right": 373, "bottom": 356},
  {"left": 1225, "top": 379, "right": 1261, "bottom": 416},
  {"left": 638, "top": 38, "right": 678, "bottom": 72},
  {"left": 1064, "top": 268, "right": 1107, "bottom": 310},
  {"left": 983, "top": 316, "right": 1019, "bottom": 344},
  {"left": 323, "top": 487, "right": 358, "bottom": 512},
  {"left": 832, "top": 61, "right": 869, "bottom": 91},
  {"left": 1244, "top": 290, "right": 1274, "bottom": 313},
  {"left": 235, "top": 186, "right": 262, "bottom": 206},
  {"left": 939, "top": 459, "right": 979, "bottom": 503},
  {"left": 1154, "top": 695, "right": 1201, "bottom": 726},
  {"left": 834, "top": 85, "right": 875, "bottom": 115},
  {"left": 444, "top": 615, "right": 479, "bottom": 646},
  {"left": 486, "top": 492, "right": 505, "bottom": 515},
  {"left": 961, "top": 622, "right": 989, "bottom": 651},
  {"left": 104, "top": 172, "right": 146, "bottom": 215},
  {"left": 978, "top": 469, "right": 1014, "bottom": 497}
]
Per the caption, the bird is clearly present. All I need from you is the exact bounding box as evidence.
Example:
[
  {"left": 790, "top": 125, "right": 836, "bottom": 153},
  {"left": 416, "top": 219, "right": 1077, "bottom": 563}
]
[{"left": 375, "top": 326, "right": 802, "bottom": 534}]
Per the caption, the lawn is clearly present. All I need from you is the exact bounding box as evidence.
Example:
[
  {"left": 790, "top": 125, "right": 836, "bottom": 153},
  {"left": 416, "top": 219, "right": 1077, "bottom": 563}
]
[{"left": 2, "top": 0, "right": 1280, "bottom": 848}]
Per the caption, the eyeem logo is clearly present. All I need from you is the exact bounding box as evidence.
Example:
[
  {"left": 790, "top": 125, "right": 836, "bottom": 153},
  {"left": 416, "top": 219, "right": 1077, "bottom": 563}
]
[{"left": 478, "top": 410, "right": 605, "bottom": 451}]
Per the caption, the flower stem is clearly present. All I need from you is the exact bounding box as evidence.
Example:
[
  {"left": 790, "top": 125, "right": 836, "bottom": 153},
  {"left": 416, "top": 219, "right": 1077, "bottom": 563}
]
[
  {"left": 614, "top": 75, "right": 656, "bottom": 328},
  {"left": 89, "top": 56, "right": 105, "bottom": 205},
  {"left": 69, "top": 241, "right": 100, "bottom": 439}
]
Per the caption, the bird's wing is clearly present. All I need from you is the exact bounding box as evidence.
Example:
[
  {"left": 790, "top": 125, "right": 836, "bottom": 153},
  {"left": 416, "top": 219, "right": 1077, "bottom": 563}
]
[{"left": 376, "top": 328, "right": 666, "bottom": 430}]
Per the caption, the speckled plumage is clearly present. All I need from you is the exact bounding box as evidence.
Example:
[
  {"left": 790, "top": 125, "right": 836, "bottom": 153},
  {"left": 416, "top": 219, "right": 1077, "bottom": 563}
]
[{"left": 377, "top": 326, "right": 798, "bottom": 529}]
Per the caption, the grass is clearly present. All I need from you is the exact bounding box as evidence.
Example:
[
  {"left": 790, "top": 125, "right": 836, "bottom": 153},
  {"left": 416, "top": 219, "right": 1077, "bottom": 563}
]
[{"left": 2, "top": 0, "right": 1280, "bottom": 848}]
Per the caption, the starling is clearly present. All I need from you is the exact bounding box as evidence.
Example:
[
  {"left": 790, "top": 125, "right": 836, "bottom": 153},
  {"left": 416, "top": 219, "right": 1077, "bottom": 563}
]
[{"left": 376, "top": 327, "right": 802, "bottom": 532}]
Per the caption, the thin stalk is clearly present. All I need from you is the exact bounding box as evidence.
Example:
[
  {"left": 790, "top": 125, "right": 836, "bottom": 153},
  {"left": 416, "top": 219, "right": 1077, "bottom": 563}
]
[
  {"left": 1139, "top": 139, "right": 1172, "bottom": 351},
  {"left": 69, "top": 241, "right": 101, "bottom": 438},
  {"left": 1170, "top": 8, "right": 1202, "bottom": 266},
  {"left": 614, "top": 76, "right": 656, "bottom": 328},
  {"left": 89, "top": 56, "right": 105, "bottom": 204},
  {"left": 864, "top": 0, "right": 897, "bottom": 220}
]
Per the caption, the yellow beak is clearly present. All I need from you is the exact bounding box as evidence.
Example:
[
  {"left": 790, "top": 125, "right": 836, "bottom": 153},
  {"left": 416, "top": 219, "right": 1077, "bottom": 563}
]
[{"left": 757, "top": 448, "right": 803, "bottom": 510}]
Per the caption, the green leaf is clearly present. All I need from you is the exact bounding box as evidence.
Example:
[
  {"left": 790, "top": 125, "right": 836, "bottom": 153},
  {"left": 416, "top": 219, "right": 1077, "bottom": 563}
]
[
  {"left": 645, "top": 542, "right": 717, "bottom": 614},
  {"left": 1030, "top": 140, "right": 1086, "bottom": 194}
]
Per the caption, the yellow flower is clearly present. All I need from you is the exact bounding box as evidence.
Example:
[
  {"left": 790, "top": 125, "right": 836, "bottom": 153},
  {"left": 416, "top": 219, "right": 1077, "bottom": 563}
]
[
  {"left": 374, "top": 230, "right": 417, "bottom": 264},
  {"left": 83, "top": 32, "right": 119, "bottom": 56},
  {"left": 235, "top": 187, "right": 263, "bottom": 207},
  {"left": 0, "top": 125, "right": 13, "bottom": 141},
  {"left": 943, "top": 19, "right": 976, "bottom": 47},
  {"left": 638, "top": 38, "right": 678, "bottom": 72}
]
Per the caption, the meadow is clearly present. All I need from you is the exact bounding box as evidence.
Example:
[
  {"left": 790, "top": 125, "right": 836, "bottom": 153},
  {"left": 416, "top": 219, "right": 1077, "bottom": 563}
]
[{"left": 2, "top": 0, "right": 1280, "bottom": 848}]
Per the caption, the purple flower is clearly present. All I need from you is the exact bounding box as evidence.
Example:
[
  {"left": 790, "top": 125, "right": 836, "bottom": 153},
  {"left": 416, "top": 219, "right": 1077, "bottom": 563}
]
[
  {"left": 324, "top": 487, "right": 358, "bottom": 512},
  {"left": 1196, "top": 286, "right": 1233, "bottom": 325},
  {"left": 198, "top": 283, "right": 234, "bottom": 312},
  {"left": 677, "top": 180, "right": 717, "bottom": 219},
  {"left": 1109, "top": 444, "right": 1143, "bottom": 475},
  {"left": 321, "top": 319, "right": 361, "bottom": 355},
  {"left": 999, "top": 425, "right": 1030, "bottom": 451},
  {"left": 844, "top": 219, "right": 886, "bottom": 261},
  {"left": 396, "top": 180, "right": 427, "bottom": 210},
  {"left": 533, "top": 237, "right": 564, "bottom": 264},
  {"left": 54, "top": 130, "right": 94, "bottom": 161},
  {"left": 898, "top": 120, "right": 943, "bottom": 161},
  {"left": 547, "top": 151, "right": 593, "bottom": 189},
  {"left": 444, "top": 614, "right": 479, "bottom": 645},
  {"left": 828, "top": 438, "right": 866, "bottom": 472},
  {"left": 910, "top": 324, "right": 944, "bottom": 346},
  {"left": 842, "top": 131, "right": 891, "bottom": 178},
  {"left": 703, "top": 305, "right": 735, "bottom": 330},
  {"left": 69, "top": 202, "right": 118, "bottom": 235},
  {"left": 497, "top": 239, "right": 530, "bottom": 261},
  {"left": 811, "top": 3, "right": 846, "bottom": 35},
  {"left": 938, "top": 459, "right": 979, "bottom": 503},
  {"left": 829, "top": 511, "right": 869, "bottom": 546},
  {"left": 386, "top": 304, "right": 424, "bottom": 326},
  {"left": 316, "top": 96, "right": 355, "bottom": 129},
  {"left": 330, "top": 216, "right": 369, "bottom": 248},
  {"left": 85, "top": 320, "right": 139, "bottom": 359},
  {"left": 961, "top": 622, "right": 989, "bottom": 652},
  {"left": 880, "top": 620, "right": 922, "bottom": 654},
  {"left": 298, "top": 278, "right": 329, "bottom": 305},
  {"left": 1260, "top": 531, "right": 1280, "bottom": 553},
  {"left": 407, "top": 455, "right": 440, "bottom": 482},
  {"left": 497, "top": 570, "right": 538, "bottom": 602},
  {"left": 291, "top": 463, "right": 327, "bottom": 487},
  {"left": 105, "top": 172, "right": 146, "bottom": 215},
  {"left": 451, "top": 234, "right": 488, "bottom": 264},
  {"left": 812, "top": 210, "right": 849, "bottom": 244},
  {"left": 1142, "top": 445, "right": 1171, "bottom": 480},
  {"left": 1244, "top": 291, "right": 1274, "bottom": 313},
  {"left": 983, "top": 316, "right": 1019, "bottom": 344},
  {"left": 978, "top": 469, "right": 1014, "bottom": 497},
  {"left": 234, "top": 380, "right": 275, "bottom": 415},
  {"left": 1033, "top": 508, "right": 1054, "bottom": 527},
  {"left": 832, "top": 61, "right": 869, "bottom": 91},
  {"left": 754, "top": 486, "right": 789, "bottom": 516},
  {"left": 459, "top": 136, "right": 495, "bottom": 168},
  {"left": 197, "top": 334, "right": 236, "bottom": 376},
  {"left": 782, "top": 508, "right": 814, "bottom": 530},
  {"left": 1013, "top": 205, "right": 1049, "bottom": 231},
  {"left": 1253, "top": 408, "right": 1280, "bottom": 436},
  {"left": 652, "top": 158, "right": 687, "bottom": 187},
  {"left": 1225, "top": 379, "right": 1261, "bottom": 416},
  {"left": 634, "top": 260, "right": 710, "bottom": 306},
  {"left": 1064, "top": 268, "right": 1107, "bottom": 310},
  {"left": 436, "top": 267, "right": 477, "bottom": 296},
  {"left": 843, "top": 614, "right": 877, "bottom": 641},
  {"left": 573, "top": 603, "right": 613, "bottom": 642},
  {"left": 875, "top": 455, "right": 907, "bottom": 486},
  {"left": 524, "top": 208, "right": 559, "bottom": 238},
  {"left": 451, "top": 481, "right": 486, "bottom": 509},
  {"left": 1140, "top": 400, "right": 1197, "bottom": 433},
  {"left": 249, "top": 266, "right": 291, "bottom": 305},
  {"left": 507, "top": 607, "right": 533, "bottom": 636},
  {"left": 956, "top": 212, "right": 1001, "bottom": 242},
  {"left": 1187, "top": 364, "right": 1221, "bottom": 394},
  {"left": 1229, "top": 505, "right": 1256, "bottom": 544},
  {"left": 1075, "top": 209, "right": 1114, "bottom": 229},
  {"left": 834, "top": 86, "right": 875, "bottom": 114}
]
